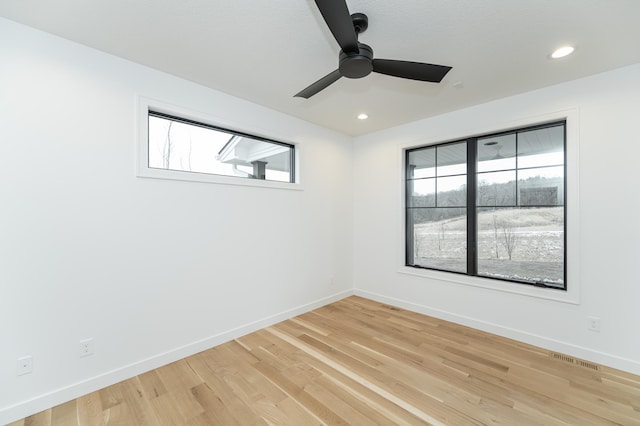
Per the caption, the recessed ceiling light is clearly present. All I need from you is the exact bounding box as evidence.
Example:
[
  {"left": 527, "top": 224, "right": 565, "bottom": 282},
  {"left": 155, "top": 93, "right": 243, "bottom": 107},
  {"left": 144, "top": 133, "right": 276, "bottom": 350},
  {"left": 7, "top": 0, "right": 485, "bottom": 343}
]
[
  {"left": 551, "top": 46, "right": 575, "bottom": 59},
  {"left": 357, "top": 113, "right": 369, "bottom": 120}
]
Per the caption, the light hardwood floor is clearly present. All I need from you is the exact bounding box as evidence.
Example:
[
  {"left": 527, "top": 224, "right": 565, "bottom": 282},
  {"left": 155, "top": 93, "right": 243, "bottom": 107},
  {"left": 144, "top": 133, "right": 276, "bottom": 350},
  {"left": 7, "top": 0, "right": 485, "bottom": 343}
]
[{"left": 9, "top": 296, "right": 640, "bottom": 425}]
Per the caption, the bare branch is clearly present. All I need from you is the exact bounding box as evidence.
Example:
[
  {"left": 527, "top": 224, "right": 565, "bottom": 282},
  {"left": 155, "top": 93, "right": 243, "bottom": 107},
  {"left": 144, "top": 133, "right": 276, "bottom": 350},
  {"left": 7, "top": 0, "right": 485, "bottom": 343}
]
[
  {"left": 492, "top": 213, "right": 500, "bottom": 259},
  {"left": 162, "top": 121, "right": 174, "bottom": 169},
  {"left": 501, "top": 221, "right": 518, "bottom": 260}
]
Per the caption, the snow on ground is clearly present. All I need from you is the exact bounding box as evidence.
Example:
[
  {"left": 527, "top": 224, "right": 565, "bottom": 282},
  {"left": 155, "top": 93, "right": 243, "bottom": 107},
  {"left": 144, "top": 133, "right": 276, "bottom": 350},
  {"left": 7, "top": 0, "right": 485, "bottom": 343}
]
[{"left": 411, "top": 207, "right": 563, "bottom": 285}]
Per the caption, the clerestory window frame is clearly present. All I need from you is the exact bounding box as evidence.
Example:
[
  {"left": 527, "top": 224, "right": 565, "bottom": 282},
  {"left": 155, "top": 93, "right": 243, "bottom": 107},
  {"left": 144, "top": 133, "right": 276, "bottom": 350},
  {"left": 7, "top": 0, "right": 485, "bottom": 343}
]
[{"left": 136, "top": 97, "right": 301, "bottom": 190}]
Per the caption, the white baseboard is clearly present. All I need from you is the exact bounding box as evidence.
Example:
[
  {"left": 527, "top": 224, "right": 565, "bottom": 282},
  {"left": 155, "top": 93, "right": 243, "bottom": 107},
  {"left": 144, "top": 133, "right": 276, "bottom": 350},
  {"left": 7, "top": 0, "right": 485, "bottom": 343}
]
[
  {"left": 354, "top": 289, "right": 640, "bottom": 376},
  {"left": 0, "top": 289, "right": 354, "bottom": 425}
]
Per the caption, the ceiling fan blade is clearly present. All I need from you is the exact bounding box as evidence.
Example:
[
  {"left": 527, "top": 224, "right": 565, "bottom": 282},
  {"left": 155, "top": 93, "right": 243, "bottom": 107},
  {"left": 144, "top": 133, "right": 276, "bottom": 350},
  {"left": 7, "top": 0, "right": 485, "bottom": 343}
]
[
  {"left": 294, "top": 69, "right": 342, "bottom": 99},
  {"left": 314, "top": 0, "right": 359, "bottom": 53},
  {"left": 372, "top": 59, "right": 452, "bottom": 82}
]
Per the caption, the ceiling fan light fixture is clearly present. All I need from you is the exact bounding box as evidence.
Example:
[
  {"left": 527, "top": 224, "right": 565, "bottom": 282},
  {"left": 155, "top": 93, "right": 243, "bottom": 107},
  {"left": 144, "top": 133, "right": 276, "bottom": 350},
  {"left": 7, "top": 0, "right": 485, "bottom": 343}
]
[
  {"left": 551, "top": 46, "right": 575, "bottom": 59},
  {"left": 357, "top": 113, "right": 369, "bottom": 120}
]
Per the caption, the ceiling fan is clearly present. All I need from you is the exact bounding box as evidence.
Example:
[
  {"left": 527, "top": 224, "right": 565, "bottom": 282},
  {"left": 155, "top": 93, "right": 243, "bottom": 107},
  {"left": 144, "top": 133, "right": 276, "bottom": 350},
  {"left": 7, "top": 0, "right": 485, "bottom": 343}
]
[{"left": 295, "top": 0, "right": 453, "bottom": 99}]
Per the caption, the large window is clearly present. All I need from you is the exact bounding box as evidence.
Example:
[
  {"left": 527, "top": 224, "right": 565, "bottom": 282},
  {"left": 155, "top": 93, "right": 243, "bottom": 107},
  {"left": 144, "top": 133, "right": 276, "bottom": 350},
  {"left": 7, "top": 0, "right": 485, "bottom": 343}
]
[
  {"left": 142, "top": 110, "right": 295, "bottom": 184},
  {"left": 406, "top": 121, "right": 566, "bottom": 289}
]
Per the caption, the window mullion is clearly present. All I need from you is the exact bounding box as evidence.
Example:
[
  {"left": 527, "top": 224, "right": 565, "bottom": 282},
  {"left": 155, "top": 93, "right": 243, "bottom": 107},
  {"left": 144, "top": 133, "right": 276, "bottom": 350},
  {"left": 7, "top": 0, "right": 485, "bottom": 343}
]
[
  {"left": 406, "top": 159, "right": 415, "bottom": 265},
  {"left": 515, "top": 131, "right": 519, "bottom": 206},
  {"left": 467, "top": 139, "right": 478, "bottom": 276}
]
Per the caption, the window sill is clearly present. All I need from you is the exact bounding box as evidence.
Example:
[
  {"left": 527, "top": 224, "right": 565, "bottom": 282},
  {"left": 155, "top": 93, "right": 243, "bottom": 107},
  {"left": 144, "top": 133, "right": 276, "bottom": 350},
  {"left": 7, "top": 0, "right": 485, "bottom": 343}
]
[
  {"left": 136, "top": 166, "right": 304, "bottom": 191},
  {"left": 397, "top": 266, "right": 579, "bottom": 304}
]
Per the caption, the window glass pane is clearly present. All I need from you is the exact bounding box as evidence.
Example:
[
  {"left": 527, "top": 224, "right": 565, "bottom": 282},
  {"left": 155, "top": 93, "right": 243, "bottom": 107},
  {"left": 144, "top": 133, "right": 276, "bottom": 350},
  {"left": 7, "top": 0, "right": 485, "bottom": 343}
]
[
  {"left": 477, "top": 134, "right": 516, "bottom": 172},
  {"left": 407, "top": 178, "right": 436, "bottom": 207},
  {"left": 477, "top": 171, "right": 516, "bottom": 207},
  {"left": 518, "top": 166, "right": 564, "bottom": 206},
  {"left": 148, "top": 113, "right": 293, "bottom": 183},
  {"left": 437, "top": 176, "right": 466, "bottom": 207},
  {"left": 477, "top": 207, "right": 564, "bottom": 287},
  {"left": 437, "top": 143, "right": 466, "bottom": 176},
  {"left": 407, "top": 208, "right": 467, "bottom": 273},
  {"left": 265, "top": 162, "right": 292, "bottom": 182},
  {"left": 149, "top": 115, "right": 232, "bottom": 174},
  {"left": 518, "top": 125, "right": 564, "bottom": 169},
  {"left": 408, "top": 148, "right": 436, "bottom": 179}
]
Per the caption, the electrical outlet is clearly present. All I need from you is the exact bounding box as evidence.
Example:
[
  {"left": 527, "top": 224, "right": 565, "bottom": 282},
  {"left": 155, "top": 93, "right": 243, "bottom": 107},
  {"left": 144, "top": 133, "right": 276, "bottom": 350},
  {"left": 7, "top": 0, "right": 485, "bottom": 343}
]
[
  {"left": 587, "top": 316, "right": 601, "bottom": 332},
  {"left": 17, "top": 356, "right": 33, "bottom": 376},
  {"left": 79, "top": 338, "right": 94, "bottom": 357},
  {"left": 329, "top": 276, "right": 335, "bottom": 286}
]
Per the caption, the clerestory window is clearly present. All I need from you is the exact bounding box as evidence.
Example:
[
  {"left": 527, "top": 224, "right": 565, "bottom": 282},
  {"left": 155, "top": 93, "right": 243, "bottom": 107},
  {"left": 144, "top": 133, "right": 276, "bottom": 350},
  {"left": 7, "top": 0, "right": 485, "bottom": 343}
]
[{"left": 147, "top": 111, "right": 295, "bottom": 183}]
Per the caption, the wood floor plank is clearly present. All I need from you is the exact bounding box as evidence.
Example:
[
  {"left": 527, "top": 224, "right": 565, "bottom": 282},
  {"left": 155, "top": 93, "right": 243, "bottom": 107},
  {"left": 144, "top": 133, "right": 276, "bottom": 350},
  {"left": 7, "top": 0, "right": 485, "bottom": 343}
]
[
  {"left": 12, "top": 296, "right": 640, "bottom": 425},
  {"left": 102, "top": 401, "right": 134, "bottom": 426},
  {"left": 285, "top": 341, "right": 430, "bottom": 424},
  {"left": 14, "top": 408, "right": 51, "bottom": 426},
  {"left": 148, "top": 388, "right": 205, "bottom": 426},
  {"left": 50, "top": 400, "right": 77, "bottom": 426},
  {"left": 75, "top": 392, "right": 105, "bottom": 426},
  {"left": 188, "top": 383, "right": 242, "bottom": 426},
  {"left": 253, "top": 359, "right": 347, "bottom": 424},
  {"left": 186, "top": 354, "right": 264, "bottom": 425},
  {"left": 136, "top": 370, "right": 168, "bottom": 400}
]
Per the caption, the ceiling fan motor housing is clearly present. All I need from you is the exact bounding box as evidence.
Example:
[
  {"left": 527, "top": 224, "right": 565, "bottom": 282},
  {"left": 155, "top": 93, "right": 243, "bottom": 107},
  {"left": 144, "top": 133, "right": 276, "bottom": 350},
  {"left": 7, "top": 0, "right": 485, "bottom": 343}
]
[{"left": 339, "top": 43, "right": 373, "bottom": 79}]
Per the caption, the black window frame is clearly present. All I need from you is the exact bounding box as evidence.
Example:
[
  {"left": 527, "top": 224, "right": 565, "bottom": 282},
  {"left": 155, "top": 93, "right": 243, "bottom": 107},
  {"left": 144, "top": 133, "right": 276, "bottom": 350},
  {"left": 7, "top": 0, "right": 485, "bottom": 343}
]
[
  {"left": 405, "top": 120, "right": 567, "bottom": 290},
  {"left": 148, "top": 110, "right": 296, "bottom": 184}
]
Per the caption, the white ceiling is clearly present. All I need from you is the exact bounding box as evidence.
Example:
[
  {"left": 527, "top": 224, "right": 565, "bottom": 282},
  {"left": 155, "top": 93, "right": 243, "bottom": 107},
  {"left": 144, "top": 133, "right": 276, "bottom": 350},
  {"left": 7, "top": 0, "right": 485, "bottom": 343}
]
[{"left": 1, "top": 0, "right": 639, "bottom": 136}]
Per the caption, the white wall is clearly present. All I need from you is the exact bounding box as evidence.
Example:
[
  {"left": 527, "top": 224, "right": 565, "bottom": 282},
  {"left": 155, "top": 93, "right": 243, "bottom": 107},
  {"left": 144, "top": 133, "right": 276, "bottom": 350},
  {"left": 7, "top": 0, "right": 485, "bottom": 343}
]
[
  {"left": 0, "top": 18, "right": 353, "bottom": 423},
  {"left": 353, "top": 63, "right": 640, "bottom": 376}
]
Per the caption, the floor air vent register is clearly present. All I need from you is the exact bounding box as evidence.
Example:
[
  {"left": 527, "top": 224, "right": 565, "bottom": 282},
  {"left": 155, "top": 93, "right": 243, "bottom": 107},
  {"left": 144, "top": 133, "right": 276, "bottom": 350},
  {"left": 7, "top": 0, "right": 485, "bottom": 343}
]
[{"left": 552, "top": 352, "right": 600, "bottom": 371}]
